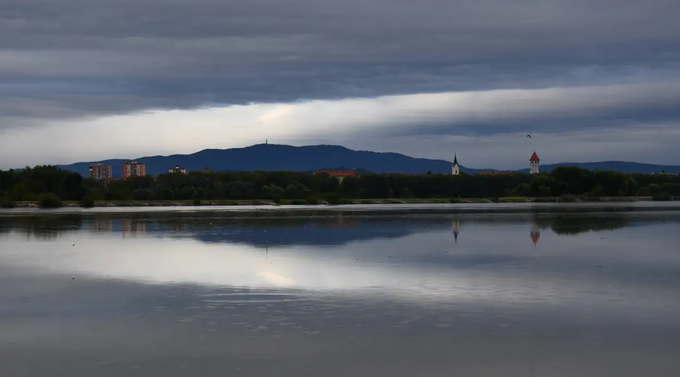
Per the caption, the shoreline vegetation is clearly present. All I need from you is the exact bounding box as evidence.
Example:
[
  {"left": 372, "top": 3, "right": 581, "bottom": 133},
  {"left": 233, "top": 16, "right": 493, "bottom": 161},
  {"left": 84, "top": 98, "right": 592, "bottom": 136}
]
[
  {"left": 2, "top": 165, "right": 680, "bottom": 209},
  {"left": 1, "top": 196, "right": 669, "bottom": 209}
]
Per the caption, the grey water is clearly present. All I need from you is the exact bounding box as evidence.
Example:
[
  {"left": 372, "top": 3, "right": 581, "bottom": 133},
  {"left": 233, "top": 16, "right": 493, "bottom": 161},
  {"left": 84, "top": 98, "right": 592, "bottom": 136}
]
[{"left": 2, "top": 209, "right": 680, "bottom": 376}]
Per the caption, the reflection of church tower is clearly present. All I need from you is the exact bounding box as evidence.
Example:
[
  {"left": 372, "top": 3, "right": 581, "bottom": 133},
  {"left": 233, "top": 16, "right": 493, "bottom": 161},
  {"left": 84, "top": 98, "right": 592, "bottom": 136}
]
[
  {"left": 530, "top": 223, "right": 540, "bottom": 245},
  {"left": 452, "top": 154, "right": 460, "bottom": 176},
  {"left": 453, "top": 217, "right": 460, "bottom": 243}
]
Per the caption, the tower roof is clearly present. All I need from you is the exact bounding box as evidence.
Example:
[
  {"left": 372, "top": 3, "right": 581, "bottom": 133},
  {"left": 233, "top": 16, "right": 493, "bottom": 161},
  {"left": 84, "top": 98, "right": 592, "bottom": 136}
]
[
  {"left": 530, "top": 151, "right": 540, "bottom": 161},
  {"left": 453, "top": 154, "right": 458, "bottom": 165}
]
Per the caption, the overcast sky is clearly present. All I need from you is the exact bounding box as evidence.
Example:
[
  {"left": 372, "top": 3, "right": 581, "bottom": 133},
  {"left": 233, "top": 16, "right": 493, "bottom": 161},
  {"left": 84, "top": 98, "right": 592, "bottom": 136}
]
[{"left": 2, "top": 0, "right": 680, "bottom": 169}]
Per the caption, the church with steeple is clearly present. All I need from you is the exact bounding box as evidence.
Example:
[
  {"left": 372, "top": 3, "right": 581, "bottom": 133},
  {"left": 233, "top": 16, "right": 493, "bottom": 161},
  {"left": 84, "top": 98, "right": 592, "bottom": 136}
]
[{"left": 452, "top": 154, "right": 460, "bottom": 175}]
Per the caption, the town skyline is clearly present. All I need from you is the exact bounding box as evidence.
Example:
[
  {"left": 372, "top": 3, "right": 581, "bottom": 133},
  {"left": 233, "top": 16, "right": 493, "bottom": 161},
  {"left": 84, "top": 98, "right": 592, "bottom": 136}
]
[
  {"left": 75, "top": 144, "right": 549, "bottom": 174},
  {"left": 85, "top": 151, "right": 541, "bottom": 180},
  {"left": 51, "top": 143, "right": 680, "bottom": 180},
  {"left": 79, "top": 144, "right": 547, "bottom": 176}
]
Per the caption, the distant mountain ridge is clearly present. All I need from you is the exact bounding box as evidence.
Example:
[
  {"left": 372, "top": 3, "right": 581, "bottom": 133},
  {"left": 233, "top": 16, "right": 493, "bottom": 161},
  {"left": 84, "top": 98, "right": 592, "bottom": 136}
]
[
  {"left": 55, "top": 144, "right": 680, "bottom": 177},
  {"left": 57, "top": 144, "right": 490, "bottom": 177}
]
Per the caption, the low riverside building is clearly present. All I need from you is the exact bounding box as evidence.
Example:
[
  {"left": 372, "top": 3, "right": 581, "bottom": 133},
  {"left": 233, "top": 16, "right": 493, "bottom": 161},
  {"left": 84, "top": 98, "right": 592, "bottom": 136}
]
[
  {"left": 168, "top": 166, "right": 187, "bottom": 174},
  {"left": 478, "top": 171, "right": 515, "bottom": 176},
  {"left": 314, "top": 170, "right": 356, "bottom": 183}
]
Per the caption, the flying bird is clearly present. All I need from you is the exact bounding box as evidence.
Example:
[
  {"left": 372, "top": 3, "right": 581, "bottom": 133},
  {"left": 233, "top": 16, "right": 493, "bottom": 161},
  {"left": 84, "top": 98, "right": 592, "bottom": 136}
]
[{"left": 527, "top": 134, "right": 532, "bottom": 138}]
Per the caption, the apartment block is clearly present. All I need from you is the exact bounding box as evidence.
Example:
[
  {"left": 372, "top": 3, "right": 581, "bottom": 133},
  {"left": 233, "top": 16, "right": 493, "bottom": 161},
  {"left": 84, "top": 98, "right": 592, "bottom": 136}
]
[
  {"left": 88, "top": 164, "right": 113, "bottom": 180},
  {"left": 122, "top": 161, "right": 146, "bottom": 179}
]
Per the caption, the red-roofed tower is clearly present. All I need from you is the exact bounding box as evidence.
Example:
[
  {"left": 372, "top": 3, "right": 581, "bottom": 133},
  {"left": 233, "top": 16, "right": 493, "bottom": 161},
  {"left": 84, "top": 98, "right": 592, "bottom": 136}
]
[{"left": 530, "top": 151, "right": 540, "bottom": 174}]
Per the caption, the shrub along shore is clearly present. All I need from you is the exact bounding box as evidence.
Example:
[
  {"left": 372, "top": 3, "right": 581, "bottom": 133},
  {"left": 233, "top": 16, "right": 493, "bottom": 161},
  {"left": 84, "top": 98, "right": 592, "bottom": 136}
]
[
  {"left": 2, "top": 196, "right": 662, "bottom": 209},
  {"left": 1, "top": 165, "right": 679, "bottom": 209}
]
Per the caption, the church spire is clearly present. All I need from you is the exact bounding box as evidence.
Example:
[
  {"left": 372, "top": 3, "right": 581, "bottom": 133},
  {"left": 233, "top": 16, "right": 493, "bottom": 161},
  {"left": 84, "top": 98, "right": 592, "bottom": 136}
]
[{"left": 452, "top": 152, "right": 460, "bottom": 176}]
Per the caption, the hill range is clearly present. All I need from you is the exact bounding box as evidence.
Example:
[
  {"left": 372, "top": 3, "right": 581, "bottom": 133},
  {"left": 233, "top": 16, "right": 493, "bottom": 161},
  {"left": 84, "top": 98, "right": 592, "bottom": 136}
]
[{"left": 56, "top": 144, "right": 680, "bottom": 177}]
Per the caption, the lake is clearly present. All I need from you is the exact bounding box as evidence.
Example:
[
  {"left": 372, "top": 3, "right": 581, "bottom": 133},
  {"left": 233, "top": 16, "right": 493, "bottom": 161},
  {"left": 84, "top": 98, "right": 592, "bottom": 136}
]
[{"left": 2, "top": 206, "right": 680, "bottom": 376}]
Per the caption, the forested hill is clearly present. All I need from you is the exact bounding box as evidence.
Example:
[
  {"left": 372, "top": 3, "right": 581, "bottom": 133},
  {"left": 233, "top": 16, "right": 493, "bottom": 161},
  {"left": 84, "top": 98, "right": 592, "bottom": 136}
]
[{"left": 56, "top": 144, "right": 489, "bottom": 177}]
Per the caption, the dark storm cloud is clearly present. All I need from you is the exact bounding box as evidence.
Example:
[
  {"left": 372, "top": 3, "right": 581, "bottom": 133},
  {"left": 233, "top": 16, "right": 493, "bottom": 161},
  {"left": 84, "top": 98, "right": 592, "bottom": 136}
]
[
  {"left": 1, "top": 0, "right": 680, "bottom": 124},
  {"left": 389, "top": 97, "right": 680, "bottom": 138}
]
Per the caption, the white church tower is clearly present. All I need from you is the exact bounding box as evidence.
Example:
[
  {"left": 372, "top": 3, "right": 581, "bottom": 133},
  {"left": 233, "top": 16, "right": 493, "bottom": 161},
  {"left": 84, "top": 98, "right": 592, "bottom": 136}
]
[
  {"left": 530, "top": 151, "right": 540, "bottom": 174},
  {"left": 452, "top": 154, "right": 460, "bottom": 175}
]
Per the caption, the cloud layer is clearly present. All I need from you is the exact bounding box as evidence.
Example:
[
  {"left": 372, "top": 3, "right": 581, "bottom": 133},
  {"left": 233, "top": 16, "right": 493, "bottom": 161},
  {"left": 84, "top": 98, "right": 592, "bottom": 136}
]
[{"left": 1, "top": 0, "right": 680, "bottom": 168}]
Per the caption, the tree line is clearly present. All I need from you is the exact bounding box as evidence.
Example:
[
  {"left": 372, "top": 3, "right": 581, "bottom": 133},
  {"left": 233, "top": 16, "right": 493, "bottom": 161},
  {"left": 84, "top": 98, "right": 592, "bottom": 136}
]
[{"left": 1, "top": 165, "right": 680, "bottom": 207}]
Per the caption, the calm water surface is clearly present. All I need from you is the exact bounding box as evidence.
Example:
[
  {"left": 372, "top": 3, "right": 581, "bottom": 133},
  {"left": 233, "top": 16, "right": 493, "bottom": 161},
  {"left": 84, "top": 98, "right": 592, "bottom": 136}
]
[{"left": 2, "top": 209, "right": 680, "bottom": 376}]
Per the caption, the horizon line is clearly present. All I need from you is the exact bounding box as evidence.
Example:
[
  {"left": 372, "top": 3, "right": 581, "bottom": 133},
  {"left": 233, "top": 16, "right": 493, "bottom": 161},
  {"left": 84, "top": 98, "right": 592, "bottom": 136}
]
[{"left": 8, "top": 142, "right": 680, "bottom": 171}]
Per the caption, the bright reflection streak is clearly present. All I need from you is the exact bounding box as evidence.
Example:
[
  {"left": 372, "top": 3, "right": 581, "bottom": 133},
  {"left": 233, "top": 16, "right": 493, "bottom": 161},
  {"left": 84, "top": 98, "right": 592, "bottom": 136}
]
[
  {"left": 2, "top": 234, "right": 510, "bottom": 305},
  {"left": 2, "top": 217, "right": 680, "bottom": 323}
]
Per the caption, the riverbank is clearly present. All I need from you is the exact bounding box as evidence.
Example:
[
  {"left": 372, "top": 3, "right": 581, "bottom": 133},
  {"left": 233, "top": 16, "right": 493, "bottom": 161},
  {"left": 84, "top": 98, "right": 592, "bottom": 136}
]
[
  {"left": 4, "top": 201, "right": 680, "bottom": 220},
  {"left": 3, "top": 195, "right": 671, "bottom": 208}
]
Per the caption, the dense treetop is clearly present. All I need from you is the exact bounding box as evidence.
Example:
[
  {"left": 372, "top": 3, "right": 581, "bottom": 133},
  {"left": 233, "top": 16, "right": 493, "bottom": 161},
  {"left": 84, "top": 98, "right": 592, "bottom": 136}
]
[{"left": 1, "top": 166, "right": 679, "bottom": 207}]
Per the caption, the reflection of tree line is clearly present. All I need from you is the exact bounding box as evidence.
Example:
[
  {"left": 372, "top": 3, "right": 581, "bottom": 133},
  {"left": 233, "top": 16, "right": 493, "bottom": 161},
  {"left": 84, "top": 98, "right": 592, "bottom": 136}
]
[
  {"left": 452, "top": 214, "right": 635, "bottom": 245},
  {"left": 0, "top": 215, "right": 83, "bottom": 241},
  {"left": 0, "top": 216, "right": 148, "bottom": 239},
  {"left": 533, "top": 215, "right": 630, "bottom": 236},
  {"left": 0, "top": 212, "right": 669, "bottom": 244},
  {"left": 0, "top": 215, "right": 358, "bottom": 234},
  {"left": 173, "top": 216, "right": 417, "bottom": 247},
  {"left": 0, "top": 215, "right": 422, "bottom": 246}
]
